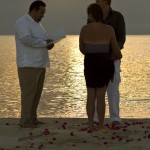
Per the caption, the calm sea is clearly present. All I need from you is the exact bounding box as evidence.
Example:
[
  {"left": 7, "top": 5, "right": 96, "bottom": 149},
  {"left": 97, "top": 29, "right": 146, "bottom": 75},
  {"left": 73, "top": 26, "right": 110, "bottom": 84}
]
[{"left": 0, "top": 35, "right": 150, "bottom": 118}]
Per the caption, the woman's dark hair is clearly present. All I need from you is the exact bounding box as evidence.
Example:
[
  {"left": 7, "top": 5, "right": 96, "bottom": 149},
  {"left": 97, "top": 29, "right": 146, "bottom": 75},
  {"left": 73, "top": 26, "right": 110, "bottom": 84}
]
[
  {"left": 87, "top": 3, "right": 103, "bottom": 22},
  {"left": 29, "top": 0, "right": 46, "bottom": 12},
  {"left": 105, "top": 0, "right": 111, "bottom": 6}
]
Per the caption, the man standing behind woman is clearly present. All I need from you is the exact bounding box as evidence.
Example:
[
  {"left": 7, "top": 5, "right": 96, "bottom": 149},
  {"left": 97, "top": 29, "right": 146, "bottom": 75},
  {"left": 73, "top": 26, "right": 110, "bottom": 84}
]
[
  {"left": 93, "top": 0, "right": 126, "bottom": 125},
  {"left": 79, "top": 3, "right": 122, "bottom": 130},
  {"left": 15, "top": 1, "right": 54, "bottom": 128}
]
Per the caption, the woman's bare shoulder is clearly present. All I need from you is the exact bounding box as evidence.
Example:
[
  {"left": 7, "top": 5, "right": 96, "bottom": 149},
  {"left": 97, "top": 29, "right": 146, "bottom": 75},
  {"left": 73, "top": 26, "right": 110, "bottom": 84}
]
[
  {"left": 80, "top": 24, "right": 89, "bottom": 32},
  {"left": 104, "top": 24, "right": 113, "bottom": 30},
  {"left": 102, "top": 24, "right": 114, "bottom": 37},
  {"left": 81, "top": 24, "right": 89, "bottom": 29}
]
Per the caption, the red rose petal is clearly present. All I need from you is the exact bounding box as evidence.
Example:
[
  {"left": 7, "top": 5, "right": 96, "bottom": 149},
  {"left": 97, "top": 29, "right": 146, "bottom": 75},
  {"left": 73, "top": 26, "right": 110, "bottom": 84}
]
[
  {"left": 53, "top": 137, "right": 56, "bottom": 141},
  {"left": 70, "top": 132, "right": 74, "bottom": 136},
  {"left": 122, "top": 129, "right": 127, "bottom": 132},
  {"left": 29, "top": 132, "right": 33, "bottom": 136},
  {"left": 104, "top": 142, "right": 108, "bottom": 145}
]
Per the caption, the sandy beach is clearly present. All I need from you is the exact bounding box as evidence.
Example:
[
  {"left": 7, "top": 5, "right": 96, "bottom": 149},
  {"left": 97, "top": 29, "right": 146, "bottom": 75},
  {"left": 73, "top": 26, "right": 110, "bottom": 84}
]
[{"left": 0, "top": 118, "right": 150, "bottom": 150}]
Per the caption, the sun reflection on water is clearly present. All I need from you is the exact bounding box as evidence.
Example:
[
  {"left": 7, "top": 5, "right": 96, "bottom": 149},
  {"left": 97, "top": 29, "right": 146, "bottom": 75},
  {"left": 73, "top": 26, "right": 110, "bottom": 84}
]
[{"left": 0, "top": 35, "right": 150, "bottom": 118}]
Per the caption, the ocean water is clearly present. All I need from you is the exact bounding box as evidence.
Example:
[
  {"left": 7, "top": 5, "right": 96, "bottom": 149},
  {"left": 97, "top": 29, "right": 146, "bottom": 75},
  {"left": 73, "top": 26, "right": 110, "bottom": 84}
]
[{"left": 0, "top": 35, "right": 149, "bottom": 118}]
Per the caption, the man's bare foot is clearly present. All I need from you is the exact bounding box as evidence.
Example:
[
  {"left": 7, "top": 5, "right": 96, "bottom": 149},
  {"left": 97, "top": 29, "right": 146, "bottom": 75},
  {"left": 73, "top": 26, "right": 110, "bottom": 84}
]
[
  {"left": 20, "top": 123, "right": 38, "bottom": 128},
  {"left": 34, "top": 120, "right": 46, "bottom": 125}
]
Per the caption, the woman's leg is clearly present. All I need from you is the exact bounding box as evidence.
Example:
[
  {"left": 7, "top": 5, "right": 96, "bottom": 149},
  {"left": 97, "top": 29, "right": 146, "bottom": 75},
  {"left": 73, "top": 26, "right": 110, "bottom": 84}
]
[
  {"left": 86, "top": 87, "right": 96, "bottom": 130},
  {"left": 96, "top": 86, "right": 107, "bottom": 129}
]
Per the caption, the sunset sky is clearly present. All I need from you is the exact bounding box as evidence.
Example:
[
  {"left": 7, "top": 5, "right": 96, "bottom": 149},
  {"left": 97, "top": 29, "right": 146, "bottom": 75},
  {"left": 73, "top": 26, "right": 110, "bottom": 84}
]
[{"left": 0, "top": 0, "right": 150, "bottom": 35}]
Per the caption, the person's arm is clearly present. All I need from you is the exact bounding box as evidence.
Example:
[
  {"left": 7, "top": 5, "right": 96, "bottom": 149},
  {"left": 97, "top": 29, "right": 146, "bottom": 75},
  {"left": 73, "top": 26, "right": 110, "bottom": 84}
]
[
  {"left": 15, "top": 22, "right": 47, "bottom": 48},
  {"left": 116, "top": 13, "right": 126, "bottom": 49},
  {"left": 20, "top": 36, "right": 47, "bottom": 48},
  {"left": 110, "top": 28, "right": 122, "bottom": 60},
  {"left": 79, "top": 27, "right": 85, "bottom": 55}
]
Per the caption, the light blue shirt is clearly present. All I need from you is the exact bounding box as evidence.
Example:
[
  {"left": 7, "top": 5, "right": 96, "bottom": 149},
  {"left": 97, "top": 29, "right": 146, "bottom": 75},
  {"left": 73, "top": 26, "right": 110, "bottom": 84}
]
[{"left": 15, "top": 14, "right": 50, "bottom": 68}]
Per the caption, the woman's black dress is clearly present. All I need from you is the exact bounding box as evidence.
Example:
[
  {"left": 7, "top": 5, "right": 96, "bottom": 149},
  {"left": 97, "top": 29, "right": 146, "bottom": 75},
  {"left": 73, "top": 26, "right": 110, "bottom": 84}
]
[{"left": 84, "top": 43, "right": 114, "bottom": 88}]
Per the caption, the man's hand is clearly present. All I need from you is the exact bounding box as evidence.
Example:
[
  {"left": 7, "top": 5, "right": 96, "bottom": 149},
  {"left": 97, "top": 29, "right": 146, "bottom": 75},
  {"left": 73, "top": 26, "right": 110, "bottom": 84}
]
[{"left": 46, "top": 39, "right": 54, "bottom": 50}]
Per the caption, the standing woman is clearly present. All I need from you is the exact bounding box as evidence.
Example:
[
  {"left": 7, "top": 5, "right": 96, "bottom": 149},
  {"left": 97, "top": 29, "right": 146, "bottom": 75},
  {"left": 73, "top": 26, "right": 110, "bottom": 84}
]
[{"left": 79, "top": 3, "right": 122, "bottom": 130}]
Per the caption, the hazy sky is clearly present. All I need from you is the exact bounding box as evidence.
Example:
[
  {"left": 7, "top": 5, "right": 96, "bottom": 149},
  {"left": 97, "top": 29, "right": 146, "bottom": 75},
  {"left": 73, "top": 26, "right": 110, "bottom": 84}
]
[{"left": 0, "top": 0, "right": 150, "bottom": 35}]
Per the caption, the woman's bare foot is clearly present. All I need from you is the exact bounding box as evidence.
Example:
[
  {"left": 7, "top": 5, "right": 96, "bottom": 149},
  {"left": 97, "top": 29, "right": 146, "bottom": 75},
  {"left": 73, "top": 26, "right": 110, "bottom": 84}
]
[
  {"left": 98, "top": 126, "right": 109, "bottom": 131},
  {"left": 88, "top": 122, "right": 94, "bottom": 130},
  {"left": 88, "top": 126, "right": 99, "bottom": 132}
]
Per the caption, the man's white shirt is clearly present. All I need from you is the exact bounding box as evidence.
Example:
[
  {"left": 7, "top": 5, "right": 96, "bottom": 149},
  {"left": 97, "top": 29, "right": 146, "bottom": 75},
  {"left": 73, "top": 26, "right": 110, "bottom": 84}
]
[{"left": 15, "top": 14, "right": 50, "bottom": 68}]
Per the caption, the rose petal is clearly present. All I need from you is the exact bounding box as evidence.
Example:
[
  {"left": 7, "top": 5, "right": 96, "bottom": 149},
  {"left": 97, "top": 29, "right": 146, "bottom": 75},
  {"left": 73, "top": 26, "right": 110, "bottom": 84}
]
[
  {"left": 83, "top": 140, "right": 87, "bottom": 143},
  {"left": 104, "top": 142, "right": 108, "bottom": 145},
  {"left": 53, "top": 137, "right": 56, "bottom": 141}
]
